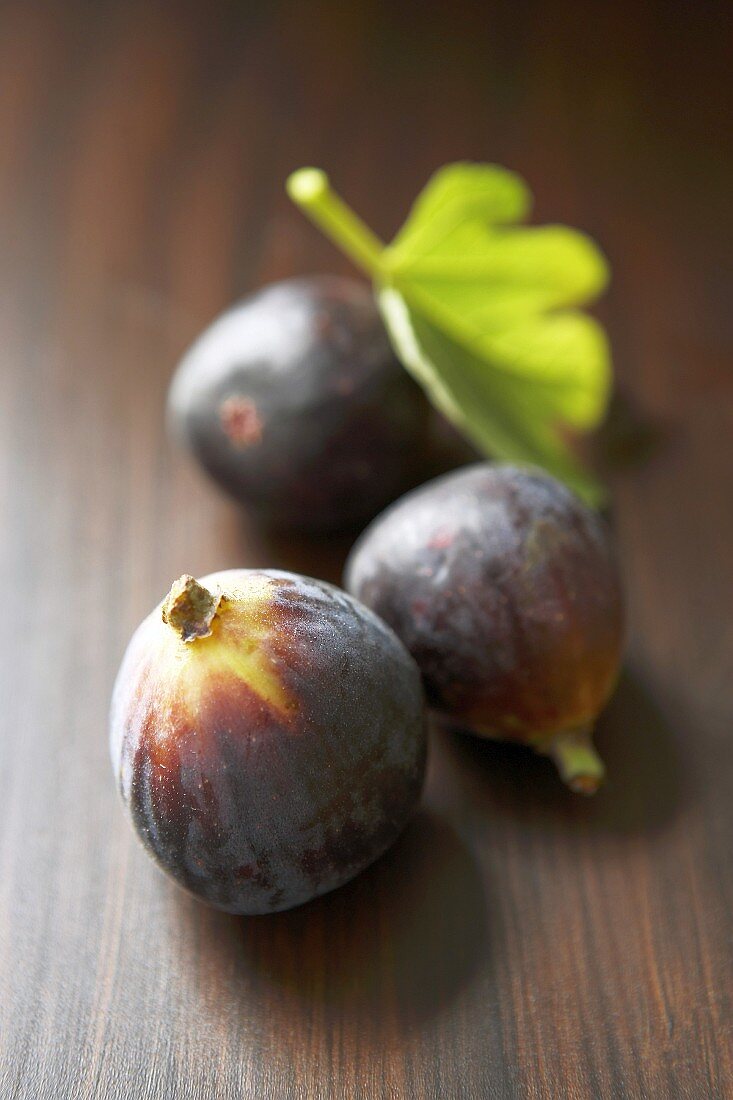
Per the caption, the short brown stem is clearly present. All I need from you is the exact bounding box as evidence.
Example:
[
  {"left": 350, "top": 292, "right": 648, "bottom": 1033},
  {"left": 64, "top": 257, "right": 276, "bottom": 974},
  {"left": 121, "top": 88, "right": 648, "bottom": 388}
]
[{"left": 162, "top": 575, "right": 221, "bottom": 642}]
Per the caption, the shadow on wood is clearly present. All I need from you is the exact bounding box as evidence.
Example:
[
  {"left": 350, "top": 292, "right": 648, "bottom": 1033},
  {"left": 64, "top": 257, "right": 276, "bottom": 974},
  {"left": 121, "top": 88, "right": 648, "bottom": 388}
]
[
  {"left": 241, "top": 518, "right": 357, "bottom": 585},
  {"left": 442, "top": 667, "right": 685, "bottom": 835},
  {"left": 197, "top": 812, "right": 488, "bottom": 1028}
]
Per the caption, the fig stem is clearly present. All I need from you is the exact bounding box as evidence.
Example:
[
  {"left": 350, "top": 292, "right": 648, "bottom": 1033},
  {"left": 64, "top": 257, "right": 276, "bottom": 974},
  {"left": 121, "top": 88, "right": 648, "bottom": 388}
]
[
  {"left": 162, "top": 575, "right": 221, "bottom": 642},
  {"left": 545, "top": 727, "right": 605, "bottom": 796},
  {"left": 287, "top": 168, "right": 385, "bottom": 280}
]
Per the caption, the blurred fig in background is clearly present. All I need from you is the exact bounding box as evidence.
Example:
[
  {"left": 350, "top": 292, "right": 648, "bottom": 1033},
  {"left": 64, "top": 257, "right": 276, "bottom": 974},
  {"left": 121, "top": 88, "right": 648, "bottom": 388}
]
[
  {"left": 110, "top": 570, "right": 427, "bottom": 914},
  {"left": 167, "top": 276, "right": 430, "bottom": 532},
  {"left": 346, "top": 463, "right": 625, "bottom": 795}
]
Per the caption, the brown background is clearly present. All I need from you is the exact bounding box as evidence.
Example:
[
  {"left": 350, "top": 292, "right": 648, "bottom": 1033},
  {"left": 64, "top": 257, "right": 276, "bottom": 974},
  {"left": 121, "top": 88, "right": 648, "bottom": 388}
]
[{"left": 1, "top": 2, "right": 732, "bottom": 1097}]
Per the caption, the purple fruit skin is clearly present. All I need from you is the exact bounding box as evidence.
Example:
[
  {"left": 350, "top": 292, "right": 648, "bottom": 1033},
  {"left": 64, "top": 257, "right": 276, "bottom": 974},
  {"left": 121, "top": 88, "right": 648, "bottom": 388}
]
[
  {"left": 167, "top": 276, "right": 428, "bottom": 531},
  {"left": 110, "top": 570, "right": 427, "bottom": 915},
  {"left": 345, "top": 464, "right": 625, "bottom": 744}
]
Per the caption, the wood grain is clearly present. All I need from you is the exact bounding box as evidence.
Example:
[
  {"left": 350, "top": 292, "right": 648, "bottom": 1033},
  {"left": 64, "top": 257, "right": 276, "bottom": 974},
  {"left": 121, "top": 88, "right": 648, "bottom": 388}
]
[{"left": 0, "top": 2, "right": 731, "bottom": 1097}]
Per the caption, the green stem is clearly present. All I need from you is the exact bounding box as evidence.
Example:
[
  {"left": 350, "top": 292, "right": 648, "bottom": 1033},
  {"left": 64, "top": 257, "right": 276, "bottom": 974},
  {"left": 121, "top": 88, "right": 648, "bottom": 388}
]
[
  {"left": 544, "top": 727, "right": 605, "bottom": 796},
  {"left": 287, "top": 168, "right": 385, "bottom": 280}
]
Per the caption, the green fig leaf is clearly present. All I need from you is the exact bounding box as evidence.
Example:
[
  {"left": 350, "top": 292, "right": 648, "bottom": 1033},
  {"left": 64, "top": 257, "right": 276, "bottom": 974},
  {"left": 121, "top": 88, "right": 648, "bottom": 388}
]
[
  {"left": 379, "top": 287, "right": 606, "bottom": 503},
  {"left": 287, "top": 163, "right": 613, "bottom": 504}
]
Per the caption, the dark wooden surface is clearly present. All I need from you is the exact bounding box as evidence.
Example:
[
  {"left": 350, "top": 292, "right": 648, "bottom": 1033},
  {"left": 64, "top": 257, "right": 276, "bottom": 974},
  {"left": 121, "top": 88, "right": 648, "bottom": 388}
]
[{"left": 1, "top": 2, "right": 732, "bottom": 1097}]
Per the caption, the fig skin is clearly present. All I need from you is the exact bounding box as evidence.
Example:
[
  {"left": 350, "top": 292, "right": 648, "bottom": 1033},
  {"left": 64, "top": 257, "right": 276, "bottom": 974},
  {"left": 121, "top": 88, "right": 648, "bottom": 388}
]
[
  {"left": 345, "top": 463, "right": 625, "bottom": 794},
  {"left": 110, "top": 570, "right": 426, "bottom": 914},
  {"left": 167, "top": 276, "right": 429, "bottom": 532}
]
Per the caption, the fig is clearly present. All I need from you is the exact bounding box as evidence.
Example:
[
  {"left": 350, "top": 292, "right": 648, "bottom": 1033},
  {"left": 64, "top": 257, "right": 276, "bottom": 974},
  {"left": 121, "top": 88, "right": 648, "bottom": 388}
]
[
  {"left": 110, "top": 570, "right": 426, "bottom": 914},
  {"left": 345, "top": 464, "right": 625, "bottom": 794},
  {"left": 167, "top": 276, "right": 428, "bottom": 532}
]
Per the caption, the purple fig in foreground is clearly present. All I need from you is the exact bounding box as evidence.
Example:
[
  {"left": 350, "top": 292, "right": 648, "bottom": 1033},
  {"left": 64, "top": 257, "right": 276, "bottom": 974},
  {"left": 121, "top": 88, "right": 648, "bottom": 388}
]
[{"left": 110, "top": 570, "right": 426, "bottom": 913}]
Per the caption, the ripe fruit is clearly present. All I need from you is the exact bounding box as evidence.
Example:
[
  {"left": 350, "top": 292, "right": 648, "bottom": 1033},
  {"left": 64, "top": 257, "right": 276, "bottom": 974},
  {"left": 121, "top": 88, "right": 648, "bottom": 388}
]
[
  {"left": 110, "top": 570, "right": 426, "bottom": 913},
  {"left": 345, "top": 464, "right": 625, "bottom": 794},
  {"left": 167, "top": 276, "right": 428, "bottom": 532}
]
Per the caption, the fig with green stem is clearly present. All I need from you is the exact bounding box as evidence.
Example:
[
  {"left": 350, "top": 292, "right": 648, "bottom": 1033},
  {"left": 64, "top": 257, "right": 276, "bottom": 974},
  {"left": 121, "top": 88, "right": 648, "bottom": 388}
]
[{"left": 345, "top": 464, "right": 625, "bottom": 794}]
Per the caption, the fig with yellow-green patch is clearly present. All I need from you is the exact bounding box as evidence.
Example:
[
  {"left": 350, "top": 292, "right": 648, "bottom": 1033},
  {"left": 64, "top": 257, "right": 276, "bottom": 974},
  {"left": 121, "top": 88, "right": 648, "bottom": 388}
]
[{"left": 110, "top": 569, "right": 426, "bottom": 914}]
